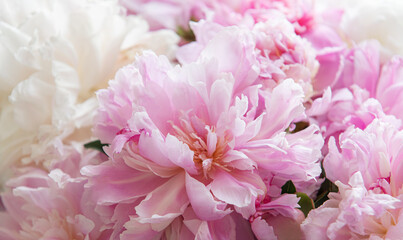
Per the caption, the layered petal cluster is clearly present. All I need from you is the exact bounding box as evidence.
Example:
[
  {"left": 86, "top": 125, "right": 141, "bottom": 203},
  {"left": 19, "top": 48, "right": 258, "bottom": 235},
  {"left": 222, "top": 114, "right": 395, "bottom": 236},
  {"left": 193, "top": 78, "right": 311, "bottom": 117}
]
[
  {"left": 84, "top": 49, "right": 322, "bottom": 238},
  {"left": 306, "top": 1, "right": 403, "bottom": 113},
  {"left": 0, "top": 146, "right": 108, "bottom": 240},
  {"left": 307, "top": 85, "right": 400, "bottom": 146},
  {"left": 302, "top": 119, "right": 403, "bottom": 238},
  {"left": 307, "top": 40, "right": 403, "bottom": 133},
  {"left": 120, "top": 0, "right": 315, "bottom": 33},
  {"left": 303, "top": 172, "right": 403, "bottom": 240},
  {"left": 177, "top": 18, "right": 318, "bottom": 97},
  {"left": 1, "top": 0, "right": 403, "bottom": 239},
  {"left": 0, "top": 0, "right": 179, "bottom": 181},
  {"left": 325, "top": 119, "right": 403, "bottom": 191}
]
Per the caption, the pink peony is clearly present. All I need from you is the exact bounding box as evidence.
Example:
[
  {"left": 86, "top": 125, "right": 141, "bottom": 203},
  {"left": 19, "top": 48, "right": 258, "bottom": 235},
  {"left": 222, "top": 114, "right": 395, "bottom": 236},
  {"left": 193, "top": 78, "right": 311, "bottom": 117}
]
[
  {"left": 302, "top": 118, "right": 403, "bottom": 239},
  {"left": 307, "top": 85, "right": 401, "bottom": 154},
  {"left": 199, "top": 0, "right": 315, "bottom": 34},
  {"left": 325, "top": 119, "right": 403, "bottom": 190},
  {"left": 302, "top": 172, "right": 403, "bottom": 240},
  {"left": 0, "top": 146, "right": 109, "bottom": 240},
  {"left": 120, "top": 0, "right": 315, "bottom": 33},
  {"left": 177, "top": 18, "right": 318, "bottom": 97},
  {"left": 83, "top": 50, "right": 323, "bottom": 238},
  {"left": 306, "top": 27, "right": 403, "bottom": 123}
]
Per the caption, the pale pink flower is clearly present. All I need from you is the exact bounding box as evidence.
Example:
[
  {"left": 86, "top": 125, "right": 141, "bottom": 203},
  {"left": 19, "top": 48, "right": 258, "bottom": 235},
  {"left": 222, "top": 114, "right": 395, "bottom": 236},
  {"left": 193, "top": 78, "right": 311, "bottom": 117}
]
[
  {"left": 177, "top": 18, "right": 318, "bottom": 97},
  {"left": 302, "top": 172, "right": 403, "bottom": 240},
  {"left": 202, "top": 0, "right": 315, "bottom": 34},
  {"left": 304, "top": 11, "right": 403, "bottom": 122},
  {"left": 302, "top": 119, "right": 403, "bottom": 239},
  {"left": 120, "top": 0, "right": 315, "bottom": 33},
  {"left": 0, "top": 147, "right": 108, "bottom": 240},
  {"left": 307, "top": 85, "right": 400, "bottom": 154},
  {"left": 322, "top": 43, "right": 403, "bottom": 123},
  {"left": 83, "top": 50, "right": 322, "bottom": 238},
  {"left": 325, "top": 119, "right": 403, "bottom": 191}
]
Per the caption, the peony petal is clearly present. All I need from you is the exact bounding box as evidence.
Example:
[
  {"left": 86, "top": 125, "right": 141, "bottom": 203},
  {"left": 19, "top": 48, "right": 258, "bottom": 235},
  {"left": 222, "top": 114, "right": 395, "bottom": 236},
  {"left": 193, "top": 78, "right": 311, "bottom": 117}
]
[
  {"left": 81, "top": 162, "right": 164, "bottom": 204},
  {"left": 185, "top": 173, "right": 232, "bottom": 221},
  {"left": 135, "top": 172, "right": 189, "bottom": 231}
]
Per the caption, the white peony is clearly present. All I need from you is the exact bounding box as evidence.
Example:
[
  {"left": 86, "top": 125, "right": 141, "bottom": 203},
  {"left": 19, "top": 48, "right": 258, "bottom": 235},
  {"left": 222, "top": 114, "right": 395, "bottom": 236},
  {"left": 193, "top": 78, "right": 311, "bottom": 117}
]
[
  {"left": 316, "top": 0, "right": 403, "bottom": 61},
  {"left": 0, "top": 0, "right": 179, "bottom": 184}
]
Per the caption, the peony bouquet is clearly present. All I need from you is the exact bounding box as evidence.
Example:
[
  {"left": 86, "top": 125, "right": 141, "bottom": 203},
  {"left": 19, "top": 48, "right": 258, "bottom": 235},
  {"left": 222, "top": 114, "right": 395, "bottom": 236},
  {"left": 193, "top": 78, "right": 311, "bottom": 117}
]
[{"left": 1, "top": 0, "right": 403, "bottom": 239}]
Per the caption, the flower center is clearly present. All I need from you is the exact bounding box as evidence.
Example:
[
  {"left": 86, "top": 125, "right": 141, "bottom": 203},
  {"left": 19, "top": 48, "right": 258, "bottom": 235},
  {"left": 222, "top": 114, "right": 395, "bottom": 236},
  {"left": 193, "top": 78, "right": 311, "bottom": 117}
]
[{"left": 169, "top": 117, "right": 230, "bottom": 178}]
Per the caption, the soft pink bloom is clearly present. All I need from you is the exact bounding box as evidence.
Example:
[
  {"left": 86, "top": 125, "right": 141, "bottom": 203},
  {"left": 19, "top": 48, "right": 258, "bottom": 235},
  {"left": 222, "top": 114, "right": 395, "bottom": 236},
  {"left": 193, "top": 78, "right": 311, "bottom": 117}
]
[
  {"left": 306, "top": 25, "right": 403, "bottom": 122},
  {"left": 325, "top": 119, "right": 403, "bottom": 191},
  {"left": 177, "top": 19, "right": 318, "bottom": 96},
  {"left": 202, "top": 0, "right": 315, "bottom": 34},
  {"left": 307, "top": 85, "right": 400, "bottom": 154},
  {"left": 302, "top": 119, "right": 403, "bottom": 239},
  {"left": 305, "top": 37, "right": 380, "bottom": 95},
  {"left": 302, "top": 172, "right": 403, "bottom": 240},
  {"left": 120, "top": 0, "right": 315, "bottom": 33},
  {"left": 84, "top": 50, "right": 322, "bottom": 238},
  {"left": 253, "top": 12, "right": 318, "bottom": 96},
  {"left": 0, "top": 147, "right": 108, "bottom": 240}
]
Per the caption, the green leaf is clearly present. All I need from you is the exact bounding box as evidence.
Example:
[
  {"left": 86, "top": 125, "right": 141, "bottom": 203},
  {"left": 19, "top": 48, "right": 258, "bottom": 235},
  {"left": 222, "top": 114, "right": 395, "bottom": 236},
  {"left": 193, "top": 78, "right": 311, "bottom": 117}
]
[
  {"left": 177, "top": 26, "right": 196, "bottom": 42},
  {"left": 281, "top": 180, "right": 297, "bottom": 194},
  {"left": 84, "top": 140, "right": 108, "bottom": 155},
  {"left": 314, "top": 178, "right": 339, "bottom": 208},
  {"left": 297, "top": 192, "right": 314, "bottom": 217}
]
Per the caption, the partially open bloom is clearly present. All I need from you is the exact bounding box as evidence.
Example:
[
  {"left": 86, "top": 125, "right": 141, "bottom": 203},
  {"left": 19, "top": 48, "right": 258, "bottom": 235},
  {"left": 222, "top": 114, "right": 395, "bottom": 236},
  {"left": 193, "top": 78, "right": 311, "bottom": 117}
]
[{"left": 83, "top": 49, "right": 322, "bottom": 238}]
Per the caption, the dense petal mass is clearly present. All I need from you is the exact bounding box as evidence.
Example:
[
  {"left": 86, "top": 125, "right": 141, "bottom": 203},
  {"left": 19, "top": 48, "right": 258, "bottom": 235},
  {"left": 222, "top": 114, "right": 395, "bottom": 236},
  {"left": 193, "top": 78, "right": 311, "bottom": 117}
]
[
  {"left": 303, "top": 118, "right": 403, "bottom": 239},
  {"left": 6, "top": 0, "right": 403, "bottom": 238},
  {"left": 178, "top": 18, "right": 318, "bottom": 96},
  {"left": 302, "top": 172, "right": 403, "bottom": 239},
  {"left": 0, "top": 147, "right": 109, "bottom": 240},
  {"left": 325, "top": 119, "right": 403, "bottom": 189},
  {"left": 85, "top": 47, "right": 322, "bottom": 238}
]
